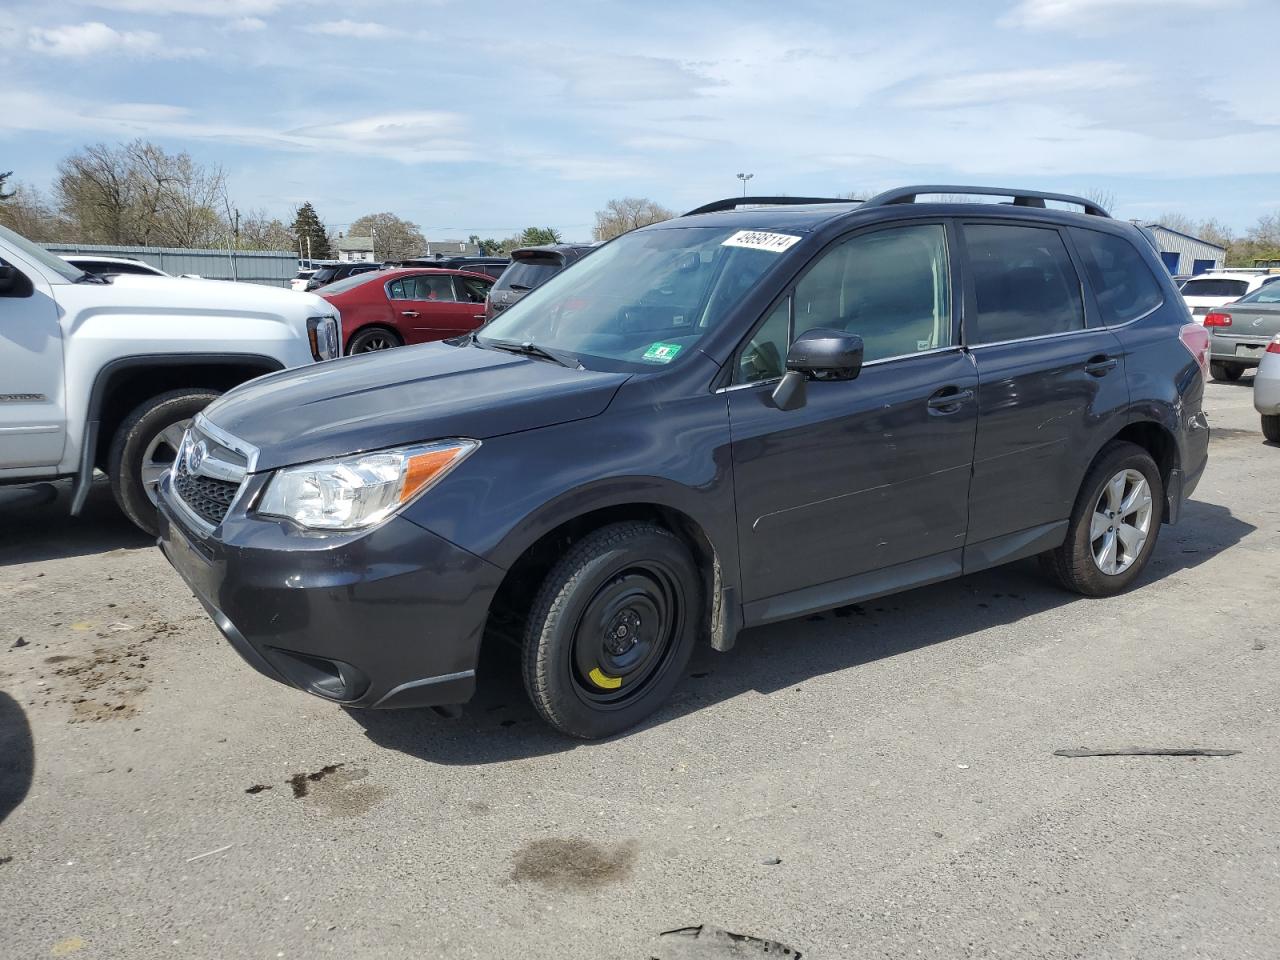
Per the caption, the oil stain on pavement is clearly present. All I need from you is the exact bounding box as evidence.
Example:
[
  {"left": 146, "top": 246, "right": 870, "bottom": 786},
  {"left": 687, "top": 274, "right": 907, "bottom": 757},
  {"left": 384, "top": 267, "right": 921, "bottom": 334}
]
[{"left": 511, "top": 837, "right": 635, "bottom": 890}]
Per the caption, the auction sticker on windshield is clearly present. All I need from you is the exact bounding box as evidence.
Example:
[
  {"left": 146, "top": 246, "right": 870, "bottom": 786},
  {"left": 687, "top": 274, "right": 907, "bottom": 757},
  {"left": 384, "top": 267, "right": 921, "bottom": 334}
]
[
  {"left": 722, "top": 230, "right": 802, "bottom": 253},
  {"left": 642, "top": 342, "right": 683, "bottom": 363}
]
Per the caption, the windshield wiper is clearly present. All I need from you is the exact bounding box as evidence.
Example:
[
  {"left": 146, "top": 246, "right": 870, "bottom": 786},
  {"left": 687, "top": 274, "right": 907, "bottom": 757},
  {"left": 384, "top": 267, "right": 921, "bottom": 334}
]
[
  {"left": 73, "top": 270, "right": 108, "bottom": 284},
  {"left": 479, "top": 337, "right": 580, "bottom": 369},
  {"left": 507, "top": 283, "right": 532, "bottom": 291}
]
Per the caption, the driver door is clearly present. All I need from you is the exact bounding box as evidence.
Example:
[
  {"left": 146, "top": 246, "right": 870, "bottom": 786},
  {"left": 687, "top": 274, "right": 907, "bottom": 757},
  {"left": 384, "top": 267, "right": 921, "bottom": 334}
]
[
  {"left": 0, "top": 255, "right": 65, "bottom": 470},
  {"left": 726, "top": 222, "right": 978, "bottom": 617}
]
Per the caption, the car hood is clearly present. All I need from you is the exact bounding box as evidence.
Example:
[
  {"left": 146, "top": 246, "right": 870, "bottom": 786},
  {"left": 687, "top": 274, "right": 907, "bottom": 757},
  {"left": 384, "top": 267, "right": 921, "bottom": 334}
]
[
  {"left": 103, "top": 273, "right": 329, "bottom": 313},
  {"left": 201, "top": 341, "right": 630, "bottom": 471}
]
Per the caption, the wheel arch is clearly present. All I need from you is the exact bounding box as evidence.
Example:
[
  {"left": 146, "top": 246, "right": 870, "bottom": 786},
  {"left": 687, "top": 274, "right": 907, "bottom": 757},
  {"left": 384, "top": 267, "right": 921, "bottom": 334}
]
[
  {"left": 1096, "top": 418, "right": 1181, "bottom": 522},
  {"left": 345, "top": 323, "right": 402, "bottom": 353},
  {"left": 483, "top": 496, "right": 739, "bottom": 661},
  {"left": 71, "top": 353, "right": 283, "bottom": 515}
]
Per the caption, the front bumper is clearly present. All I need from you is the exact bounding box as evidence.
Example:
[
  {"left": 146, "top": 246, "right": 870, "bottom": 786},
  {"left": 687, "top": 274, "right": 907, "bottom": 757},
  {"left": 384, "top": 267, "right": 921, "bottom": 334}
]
[{"left": 156, "top": 473, "right": 505, "bottom": 709}]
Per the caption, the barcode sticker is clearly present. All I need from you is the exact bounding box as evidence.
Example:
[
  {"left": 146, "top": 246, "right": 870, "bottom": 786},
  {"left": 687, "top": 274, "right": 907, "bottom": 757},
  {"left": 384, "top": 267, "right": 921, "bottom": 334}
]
[{"left": 722, "top": 230, "right": 802, "bottom": 253}]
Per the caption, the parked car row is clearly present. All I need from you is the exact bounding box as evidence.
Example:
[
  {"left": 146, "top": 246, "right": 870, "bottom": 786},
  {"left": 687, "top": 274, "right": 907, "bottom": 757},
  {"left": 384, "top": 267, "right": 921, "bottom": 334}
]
[{"left": 1180, "top": 269, "right": 1280, "bottom": 381}]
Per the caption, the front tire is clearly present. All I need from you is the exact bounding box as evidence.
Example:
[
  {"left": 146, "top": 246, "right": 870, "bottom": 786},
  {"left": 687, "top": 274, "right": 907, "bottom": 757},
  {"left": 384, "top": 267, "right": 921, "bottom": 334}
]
[
  {"left": 1210, "top": 361, "right": 1243, "bottom": 382},
  {"left": 347, "top": 327, "right": 403, "bottom": 354},
  {"left": 1263, "top": 414, "right": 1280, "bottom": 443},
  {"left": 521, "top": 522, "right": 702, "bottom": 739},
  {"left": 108, "top": 389, "right": 219, "bottom": 536},
  {"left": 1040, "top": 441, "right": 1163, "bottom": 597}
]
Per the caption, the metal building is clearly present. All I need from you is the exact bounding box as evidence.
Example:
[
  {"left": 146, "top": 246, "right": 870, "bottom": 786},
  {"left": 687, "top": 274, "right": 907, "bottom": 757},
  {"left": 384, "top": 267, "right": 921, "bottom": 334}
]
[
  {"left": 44, "top": 242, "right": 297, "bottom": 287},
  {"left": 1135, "top": 224, "right": 1226, "bottom": 276}
]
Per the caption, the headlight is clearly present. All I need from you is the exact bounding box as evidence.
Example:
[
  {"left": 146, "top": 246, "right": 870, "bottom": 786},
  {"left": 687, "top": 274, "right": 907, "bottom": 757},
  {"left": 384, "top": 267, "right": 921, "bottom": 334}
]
[
  {"left": 256, "top": 440, "right": 477, "bottom": 530},
  {"left": 307, "top": 315, "right": 341, "bottom": 361}
]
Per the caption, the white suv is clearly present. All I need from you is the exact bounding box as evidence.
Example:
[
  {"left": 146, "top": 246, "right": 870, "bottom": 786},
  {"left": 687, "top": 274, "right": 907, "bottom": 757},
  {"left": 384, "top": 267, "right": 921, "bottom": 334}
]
[
  {"left": 1181, "top": 270, "right": 1280, "bottom": 320},
  {"left": 0, "top": 224, "right": 341, "bottom": 534}
]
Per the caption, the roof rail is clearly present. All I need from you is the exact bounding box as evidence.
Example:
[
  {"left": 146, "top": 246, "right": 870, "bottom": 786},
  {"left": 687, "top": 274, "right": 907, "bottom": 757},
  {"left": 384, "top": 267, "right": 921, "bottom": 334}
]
[
  {"left": 683, "top": 196, "right": 853, "bottom": 217},
  {"left": 863, "top": 185, "right": 1110, "bottom": 218}
]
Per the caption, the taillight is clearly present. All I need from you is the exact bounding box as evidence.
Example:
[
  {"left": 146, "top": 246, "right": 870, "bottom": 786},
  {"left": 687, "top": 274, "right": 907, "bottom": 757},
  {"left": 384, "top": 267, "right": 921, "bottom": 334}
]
[
  {"left": 1203, "top": 312, "right": 1232, "bottom": 327},
  {"left": 1179, "top": 322, "right": 1211, "bottom": 379},
  {"left": 1268, "top": 336, "right": 1280, "bottom": 355}
]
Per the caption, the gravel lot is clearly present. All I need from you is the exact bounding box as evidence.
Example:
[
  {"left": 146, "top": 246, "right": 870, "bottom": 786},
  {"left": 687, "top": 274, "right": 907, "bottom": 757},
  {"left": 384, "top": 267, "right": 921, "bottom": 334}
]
[{"left": 2, "top": 378, "right": 1277, "bottom": 960}]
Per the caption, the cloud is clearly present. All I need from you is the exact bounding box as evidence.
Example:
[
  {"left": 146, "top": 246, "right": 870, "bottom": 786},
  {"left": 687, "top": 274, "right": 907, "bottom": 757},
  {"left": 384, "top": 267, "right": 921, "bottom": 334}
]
[
  {"left": 83, "top": 0, "right": 289, "bottom": 15},
  {"left": 1002, "top": 0, "right": 1231, "bottom": 30},
  {"left": 305, "top": 19, "right": 392, "bottom": 39},
  {"left": 26, "top": 22, "right": 204, "bottom": 58},
  {"left": 0, "top": 89, "right": 473, "bottom": 164},
  {"left": 541, "top": 52, "right": 716, "bottom": 102},
  {"left": 896, "top": 62, "right": 1139, "bottom": 108},
  {"left": 229, "top": 17, "right": 266, "bottom": 31}
]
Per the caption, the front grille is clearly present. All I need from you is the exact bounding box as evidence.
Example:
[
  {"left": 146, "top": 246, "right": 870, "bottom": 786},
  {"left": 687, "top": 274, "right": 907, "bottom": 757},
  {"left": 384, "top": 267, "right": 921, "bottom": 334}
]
[{"left": 173, "top": 457, "right": 240, "bottom": 526}]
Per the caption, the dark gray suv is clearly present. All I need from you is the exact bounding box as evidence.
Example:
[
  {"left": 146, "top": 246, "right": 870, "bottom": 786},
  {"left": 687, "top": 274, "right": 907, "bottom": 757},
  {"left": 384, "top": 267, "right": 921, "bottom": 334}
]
[{"left": 157, "top": 186, "right": 1211, "bottom": 739}]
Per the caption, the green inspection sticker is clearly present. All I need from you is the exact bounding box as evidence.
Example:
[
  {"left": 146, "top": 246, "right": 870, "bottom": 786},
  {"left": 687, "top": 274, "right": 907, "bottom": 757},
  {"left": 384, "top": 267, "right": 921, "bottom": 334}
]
[{"left": 642, "top": 342, "right": 683, "bottom": 363}]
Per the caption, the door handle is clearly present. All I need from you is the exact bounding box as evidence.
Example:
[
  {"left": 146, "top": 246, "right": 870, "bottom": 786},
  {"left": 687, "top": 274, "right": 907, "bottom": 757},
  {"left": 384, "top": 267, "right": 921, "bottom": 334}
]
[
  {"left": 1084, "top": 354, "right": 1118, "bottom": 376},
  {"left": 927, "top": 387, "right": 974, "bottom": 413},
  {"left": 473, "top": 314, "right": 486, "bottom": 321},
  {"left": 400, "top": 310, "right": 419, "bottom": 318}
]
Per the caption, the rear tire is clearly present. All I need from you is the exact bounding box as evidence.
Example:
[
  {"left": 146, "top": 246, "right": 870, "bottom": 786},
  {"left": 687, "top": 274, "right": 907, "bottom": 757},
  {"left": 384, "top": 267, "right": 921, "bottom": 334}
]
[
  {"left": 521, "top": 522, "right": 702, "bottom": 739},
  {"left": 1040, "top": 441, "right": 1163, "bottom": 597},
  {"left": 1263, "top": 414, "right": 1280, "bottom": 443},
  {"left": 1210, "top": 361, "right": 1243, "bottom": 382},
  {"left": 108, "top": 389, "right": 219, "bottom": 536},
  {"left": 347, "top": 327, "right": 402, "bottom": 354}
]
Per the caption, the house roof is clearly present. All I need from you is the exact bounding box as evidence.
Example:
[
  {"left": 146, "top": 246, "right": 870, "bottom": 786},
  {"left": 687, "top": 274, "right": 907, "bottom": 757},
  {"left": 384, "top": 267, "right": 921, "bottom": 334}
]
[
  {"left": 1139, "top": 223, "right": 1227, "bottom": 253},
  {"left": 336, "top": 235, "right": 375, "bottom": 252}
]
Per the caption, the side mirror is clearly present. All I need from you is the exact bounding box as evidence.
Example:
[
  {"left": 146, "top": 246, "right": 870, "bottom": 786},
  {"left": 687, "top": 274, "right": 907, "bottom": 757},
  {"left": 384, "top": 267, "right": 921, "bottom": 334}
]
[
  {"left": 771, "top": 328, "right": 864, "bottom": 411},
  {"left": 0, "top": 264, "right": 32, "bottom": 297}
]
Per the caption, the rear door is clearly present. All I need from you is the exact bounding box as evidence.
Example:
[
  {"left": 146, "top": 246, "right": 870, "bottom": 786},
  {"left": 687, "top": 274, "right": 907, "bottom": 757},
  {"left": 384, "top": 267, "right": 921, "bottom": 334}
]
[
  {"left": 960, "top": 220, "right": 1129, "bottom": 559},
  {"left": 0, "top": 252, "right": 65, "bottom": 470}
]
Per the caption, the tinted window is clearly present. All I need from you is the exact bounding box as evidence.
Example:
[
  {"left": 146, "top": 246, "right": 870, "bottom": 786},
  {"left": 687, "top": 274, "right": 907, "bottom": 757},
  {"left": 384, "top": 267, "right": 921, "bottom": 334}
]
[
  {"left": 1180, "top": 278, "right": 1248, "bottom": 298},
  {"left": 311, "top": 266, "right": 339, "bottom": 283},
  {"left": 455, "top": 276, "right": 491, "bottom": 303},
  {"left": 964, "top": 224, "right": 1083, "bottom": 344},
  {"left": 1071, "top": 228, "right": 1164, "bottom": 324},
  {"left": 495, "top": 260, "right": 560, "bottom": 292},
  {"left": 793, "top": 223, "right": 952, "bottom": 363}
]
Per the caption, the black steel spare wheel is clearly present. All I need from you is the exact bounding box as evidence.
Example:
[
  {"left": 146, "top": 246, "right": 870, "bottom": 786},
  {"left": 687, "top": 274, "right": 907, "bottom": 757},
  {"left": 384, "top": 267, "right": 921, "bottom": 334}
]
[{"left": 522, "top": 522, "right": 702, "bottom": 739}]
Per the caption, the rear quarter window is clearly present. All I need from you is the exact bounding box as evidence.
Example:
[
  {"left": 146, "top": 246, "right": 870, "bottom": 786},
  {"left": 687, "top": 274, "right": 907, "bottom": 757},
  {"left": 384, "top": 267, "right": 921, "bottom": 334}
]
[{"left": 1070, "top": 228, "right": 1164, "bottom": 325}]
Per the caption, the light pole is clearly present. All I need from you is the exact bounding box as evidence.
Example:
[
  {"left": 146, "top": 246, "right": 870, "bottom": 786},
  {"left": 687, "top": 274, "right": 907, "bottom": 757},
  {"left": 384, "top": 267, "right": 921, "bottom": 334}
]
[{"left": 737, "top": 172, "right": 754, "bottom": 196}]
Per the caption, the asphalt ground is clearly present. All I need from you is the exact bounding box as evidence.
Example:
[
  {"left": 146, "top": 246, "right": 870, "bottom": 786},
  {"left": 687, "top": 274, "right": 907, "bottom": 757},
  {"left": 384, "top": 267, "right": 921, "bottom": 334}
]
[{"left": 2, "top": 375, "right": 1277, "bottom": 959}]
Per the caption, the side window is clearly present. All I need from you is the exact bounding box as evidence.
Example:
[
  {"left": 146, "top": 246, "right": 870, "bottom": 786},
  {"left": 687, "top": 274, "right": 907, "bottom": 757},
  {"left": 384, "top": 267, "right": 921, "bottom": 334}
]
[
  {"left": 455, "top": 276, "right": 490, "bottom": 303},
  {"left": 387, "top": 278, "right": 407, "bottom": 300},
  {"left": 413, "top": 276, "right": 457, "bottom": 301},
  {"left": 792, "top": 223, "right": 952, "bottom": 363},
  {"left": 964, "top": 224, "right": 1084, "bottom": 344},
  {"left": 734, "top": 298, "right": 790, "bottom": 384},
  {"left": 1071, "top": 228, "right": 1163, "bottom": 325}
]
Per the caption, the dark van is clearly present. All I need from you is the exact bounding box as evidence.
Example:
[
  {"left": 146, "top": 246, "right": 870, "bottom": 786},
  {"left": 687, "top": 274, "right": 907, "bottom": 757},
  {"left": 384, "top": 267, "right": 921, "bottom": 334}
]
[{"left": 157, "top": 186, "right": 1210, "bottom": 739}]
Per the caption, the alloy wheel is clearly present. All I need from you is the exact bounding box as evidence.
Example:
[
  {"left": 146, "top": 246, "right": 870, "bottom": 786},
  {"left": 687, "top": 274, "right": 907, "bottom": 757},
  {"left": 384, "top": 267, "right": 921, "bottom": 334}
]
[
  {"left": 1090, "top": 468, "right": 1153, "bottom": 576},
  {"left": 140, "top": 418, "right": 191, "bottom": 506}
]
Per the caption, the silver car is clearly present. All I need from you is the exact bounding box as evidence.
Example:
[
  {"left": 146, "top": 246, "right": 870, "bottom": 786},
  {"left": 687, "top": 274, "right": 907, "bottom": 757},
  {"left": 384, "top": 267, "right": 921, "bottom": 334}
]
[
  {"left": 1204, "top": 278, "right": 1280, "bottom": 381},
  {"left": 1255, "top": 333, "right": 1280, "bottom": 442}
]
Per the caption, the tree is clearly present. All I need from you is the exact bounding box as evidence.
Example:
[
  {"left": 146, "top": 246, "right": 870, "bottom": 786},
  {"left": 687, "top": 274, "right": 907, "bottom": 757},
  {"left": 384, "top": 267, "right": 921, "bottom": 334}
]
[
  {"left": 348, "top": 212, "right": 425, "bottom": 261},
  {"left": 0, "top": 171, "right": 13, "bottom": 201},
  {"left": 0, "top": 180, "right": 63, "bottom": 241},
  {"left": 54, "top": 140, "right": 229, "bottom": 247},
  {"left": 1157, "top": 212, "right": 1198, "bottom": 236},
  {"left": 1082, "top": 188, "right": 1117, "bottom": 214},
  {"left": 238, "top": 209, "right": 296, "bottom": 251},
  {"left": 592, "top": 197, "right": 674, "bottom": 241},
  {"left": 519, "top": 226, "right": 562, "bottom": 246},
  {"left": 292, "top": 201, "right": 331, "bottom": 260}
]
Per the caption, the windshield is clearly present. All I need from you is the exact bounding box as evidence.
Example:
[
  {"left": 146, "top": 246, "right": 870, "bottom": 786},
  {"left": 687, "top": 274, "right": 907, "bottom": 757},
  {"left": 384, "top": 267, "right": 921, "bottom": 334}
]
[
  {"left": 1236, "top": 279, "right": 1280, "bottom": 304},
  {"left": 0, "top": 223, "right": 83, "bottom": 282},
  {"left": 1181, "top": 278, "right": 1248, "bottom": 298},
  {"left": 479, "top": 226, "right": 790, "bottom": 369}
]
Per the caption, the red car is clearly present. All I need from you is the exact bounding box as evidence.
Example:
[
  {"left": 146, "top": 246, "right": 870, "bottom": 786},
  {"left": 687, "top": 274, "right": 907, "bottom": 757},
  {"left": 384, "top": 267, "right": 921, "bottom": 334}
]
[{"left": 319, "top": 267, "right": 494, "bottom": 354}]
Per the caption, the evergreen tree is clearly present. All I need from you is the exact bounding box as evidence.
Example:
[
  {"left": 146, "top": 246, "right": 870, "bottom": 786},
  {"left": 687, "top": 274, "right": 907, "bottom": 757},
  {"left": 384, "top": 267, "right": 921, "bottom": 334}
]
[
  {"left": 0, "top": 171, "right": 13, "bottom": 201},
  {"left": 292, "top": 201, "right": 331, "bottom": 260}
]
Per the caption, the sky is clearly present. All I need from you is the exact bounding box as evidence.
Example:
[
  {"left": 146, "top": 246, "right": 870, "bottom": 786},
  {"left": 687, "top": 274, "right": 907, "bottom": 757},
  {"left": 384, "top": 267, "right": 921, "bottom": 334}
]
[{"left": 1, "top": 0, "right": 1278, "bottom": 242}]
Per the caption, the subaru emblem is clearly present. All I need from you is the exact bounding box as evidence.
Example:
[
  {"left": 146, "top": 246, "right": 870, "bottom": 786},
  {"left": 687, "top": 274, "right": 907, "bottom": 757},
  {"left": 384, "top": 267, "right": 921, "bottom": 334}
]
[{"left": 186, "top": 439, "right": 208, "bottom": 474}]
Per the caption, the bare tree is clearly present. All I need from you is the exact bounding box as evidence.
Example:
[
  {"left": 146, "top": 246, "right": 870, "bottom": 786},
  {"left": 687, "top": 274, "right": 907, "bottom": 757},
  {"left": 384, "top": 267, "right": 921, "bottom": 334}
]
[
  {"left": 592, "top": 197, "right": 674, "bottom": 241},
  {"left": 349, "top": 212, "right": 426, "bottom": 261},
  {"left": 238, "top": 209, "right": 296, "bottom": 251},
  {"left": 1081, "top": 188, "right": 1117, "bottom": 213},
  {"left": 0, "top": 180, "right": 64, "bottom": 241}
]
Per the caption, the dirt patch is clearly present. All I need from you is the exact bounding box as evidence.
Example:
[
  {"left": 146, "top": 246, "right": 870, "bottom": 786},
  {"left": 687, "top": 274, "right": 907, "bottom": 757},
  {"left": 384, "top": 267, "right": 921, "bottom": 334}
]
[
  {"left": 287, "top": 763, "right": 386, "bottom": 817},
  {"left": 511, "top": 837, "right": 635, "bottom": 890}
]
